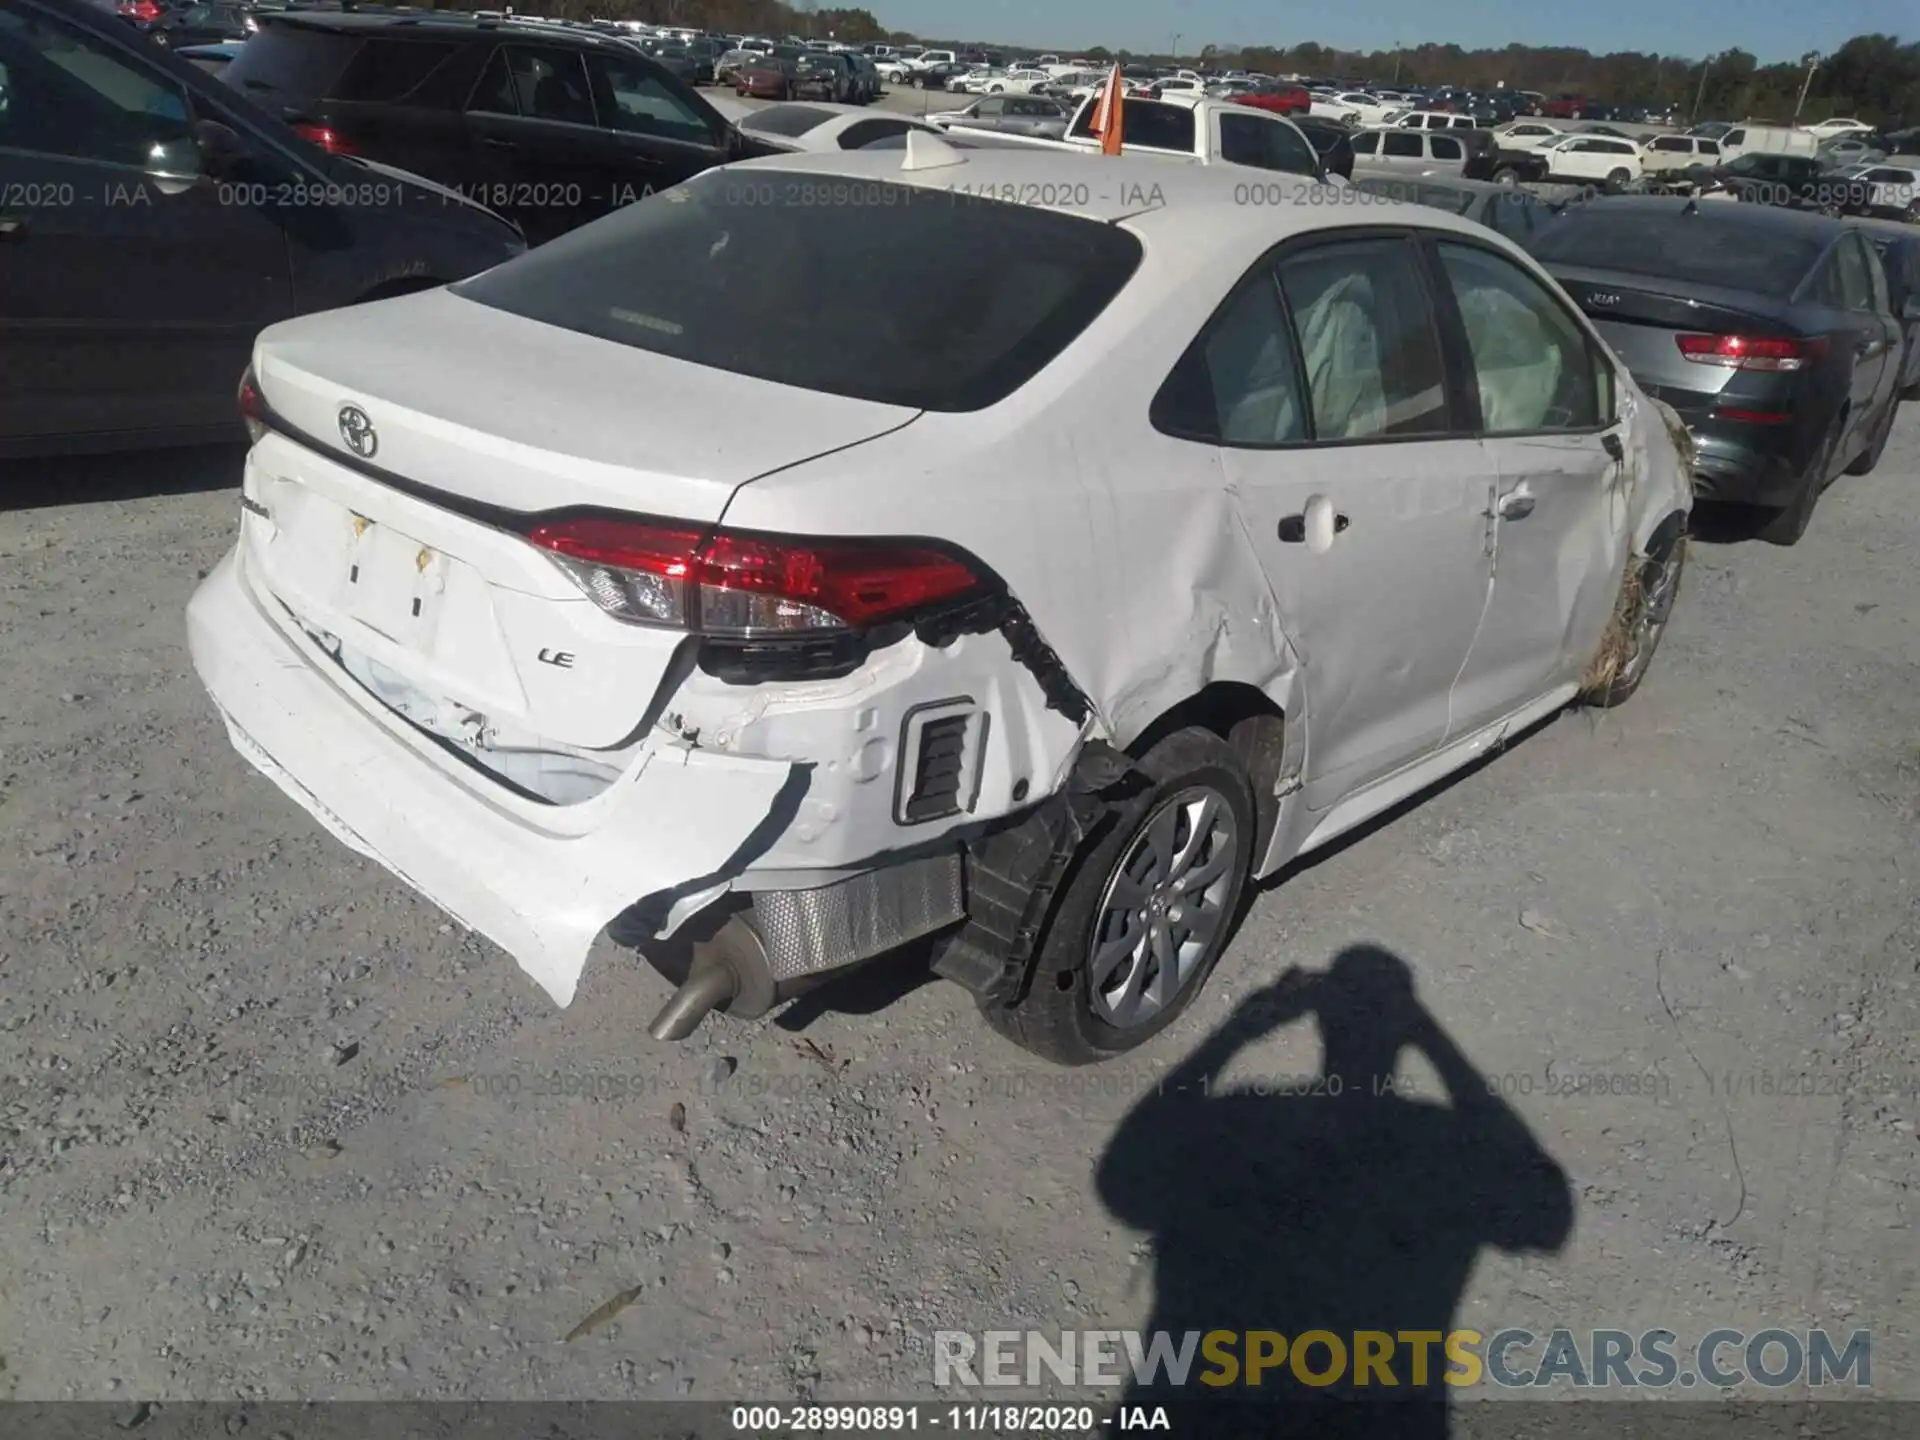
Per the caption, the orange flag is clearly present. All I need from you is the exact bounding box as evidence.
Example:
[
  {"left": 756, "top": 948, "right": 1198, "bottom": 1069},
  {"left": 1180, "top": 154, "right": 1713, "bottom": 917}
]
[{"left": 1090, "top": 64, "right": 1125, "bottom": 154}]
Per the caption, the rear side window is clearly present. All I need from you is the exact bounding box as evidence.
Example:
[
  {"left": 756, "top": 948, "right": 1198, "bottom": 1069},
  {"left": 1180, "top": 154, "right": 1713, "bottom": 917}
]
[
  {"left": 1384, "top": 131, "right": 1421, "bottom": 157},
  {"left": 330, "top": 37, "right": 460, "bottom": 104},
  {"left": 1430, "top": 135, "right": 1462, "bottom": 160},
  {"left": 1834, "top": 236, "right": 1875, "bottom": 311},
  {"left": 454, "top": 174, "right": 1144, "bottom": 412},
  {"left": 1068, "top": 97, "right": 1194, "bottom": 152},
  {"left": 1522, "top": 208, "right": 1823, "bottom": 293},
  {"left": 1275, "top": 237, "right": 1451, "bottom": 441},
  {"left": 221, "top": 22, "right": 360, "bottom": 100}
]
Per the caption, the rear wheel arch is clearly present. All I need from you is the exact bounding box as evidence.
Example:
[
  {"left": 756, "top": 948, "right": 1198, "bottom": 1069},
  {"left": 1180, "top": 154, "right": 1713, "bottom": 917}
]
[{"left": 1120, "top": 682, "right": 1289, "bottom": 863}]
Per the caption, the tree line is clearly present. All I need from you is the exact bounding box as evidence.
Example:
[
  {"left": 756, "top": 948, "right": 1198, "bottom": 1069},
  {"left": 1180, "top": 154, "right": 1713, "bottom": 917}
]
[{"left": 422, "top": 1, "right": 1916, "bottom": 127}]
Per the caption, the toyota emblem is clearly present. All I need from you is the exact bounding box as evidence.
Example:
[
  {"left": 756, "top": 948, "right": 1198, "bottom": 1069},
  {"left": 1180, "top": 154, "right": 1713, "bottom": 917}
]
[{"left": 338, "top": 405, "right": 377, "bottom": 459}]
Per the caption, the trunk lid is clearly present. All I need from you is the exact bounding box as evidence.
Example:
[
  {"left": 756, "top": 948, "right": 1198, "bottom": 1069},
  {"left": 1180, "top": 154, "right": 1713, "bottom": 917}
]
[
  {"left": 244, "top": 289, "right": 919, "bottom": 764},
  {"left": 1551, "top": 265, "right": 1802, "bottom": 404}
]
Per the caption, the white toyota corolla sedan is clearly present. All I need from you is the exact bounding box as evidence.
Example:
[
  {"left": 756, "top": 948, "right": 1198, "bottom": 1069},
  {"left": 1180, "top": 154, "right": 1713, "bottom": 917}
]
[{"left": 188, "top": 139, "right": 1693, "bottom": 1064}]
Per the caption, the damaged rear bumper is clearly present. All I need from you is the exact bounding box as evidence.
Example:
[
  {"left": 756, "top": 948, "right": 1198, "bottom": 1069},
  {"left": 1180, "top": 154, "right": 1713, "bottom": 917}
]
[{"left": 186, "top": 547, "right": 796, "bottom": 1007}]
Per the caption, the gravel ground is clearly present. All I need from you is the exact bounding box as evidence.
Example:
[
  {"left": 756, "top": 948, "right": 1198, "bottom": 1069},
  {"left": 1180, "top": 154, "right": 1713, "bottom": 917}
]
[{"left": 2, "top": 414, "right": 1918, "bottom": 1409}]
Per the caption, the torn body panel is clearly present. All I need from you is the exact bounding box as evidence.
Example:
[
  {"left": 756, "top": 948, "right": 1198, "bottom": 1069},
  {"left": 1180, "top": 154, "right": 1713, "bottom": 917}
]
[{"left": 187, "top": 547, "right": 794, "bottom": 1008}]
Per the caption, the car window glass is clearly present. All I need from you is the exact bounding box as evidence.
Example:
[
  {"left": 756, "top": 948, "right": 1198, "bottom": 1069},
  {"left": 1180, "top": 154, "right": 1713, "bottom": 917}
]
[
  {"left": 1383, "top": 131, "right": 1421, "bottom": 157},
  {"left": 332, "top": 37, "right": 459, "bottom": 104},
  {"left": 1277, "top": 237, "right": 1450, "bottom": 441},
  {"left": 456, "top": 174, "right": 1143, "bottom": 413},
  {"left": 1351, "top": 131, "right": 1378, "bottom": 154},
  {"left": 467, "top": 46, "right": 516, "bottom": 114},
  {"left": 505, "top": 47, "right": 594, "bottom": 126},
  {"left": 1430, "top": 135, "right": 1462, "bottom": 160},
  {"left": 836, "top": 116, "right": 912, "bottom": 149},
  {"left": 976, "top": 96, "right": 1003, "bottom": 115},
  {"left": 1859, "top": 238, "right": 1890, "bottom": 312},
  {"left": 1068, "top": 96, "right": 1193, "bottom": 151},
  {"left": 1437, "top": 242, "right": 1600, "bottom": 433},
  {"left": 1216, "top": 113, "right": 1268, "bottom": 167},
  {"left": 220, "top": 23, "right": 359, "bottom": 98},
  {"left": 1724, "top": 128, "right": 1745, "bottom": 145},
  {"left": 590, "top": 52, "right": 710, "bottom": 142},
  {"left": 1204, "top": 274, "right": 1308, "bottom": 444},
  {"left": 0, "top": 6, "right": 195, "bottom": 169},
  {"left": 1834, "top": 236, "right": 1875, "bottom": 311}
]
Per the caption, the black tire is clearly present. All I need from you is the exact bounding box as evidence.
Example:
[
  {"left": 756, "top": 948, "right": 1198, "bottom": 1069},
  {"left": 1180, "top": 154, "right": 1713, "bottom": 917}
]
[
  {"left": 1583, "top": 525, "right": 1687, "bottom": 708},
  {"left": 1757, "top": 425, "right": 1837, "bottom": 546},
  {"left": 1845, "top": 399, "right": 1897, "bottom": 476},
  {"left": 977, "top": 727, "right": 1256, "bottom": 1065},
  {"left": 1605, "top": 167, "right": 1632, "bottom": 192}
]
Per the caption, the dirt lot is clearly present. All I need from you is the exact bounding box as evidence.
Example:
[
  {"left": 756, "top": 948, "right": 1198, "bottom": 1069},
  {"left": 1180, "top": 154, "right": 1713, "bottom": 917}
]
[{"left": 2, "top": 415, "right": 1918, "bottom": 1407}]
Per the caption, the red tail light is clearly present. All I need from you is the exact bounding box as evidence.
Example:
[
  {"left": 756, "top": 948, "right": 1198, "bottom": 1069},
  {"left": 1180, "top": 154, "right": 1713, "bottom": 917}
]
[
  {"left": 120, "top": 0, "right": 163, "bottom": 21},
  {"left": 237, "top": 367, "right": 270, "bottom": 444},
  {"left": 1675, "top": 334, "right": 1826, "bottom": 372},
  {"left": 1712, "top": 407, "right": 1792, "bottom": 425},
  {"left": 524, "top": 516, "right": 987, "bottom": 636},
  {"left": 292, "top": 122, "right": 358, "bottom": 155}
]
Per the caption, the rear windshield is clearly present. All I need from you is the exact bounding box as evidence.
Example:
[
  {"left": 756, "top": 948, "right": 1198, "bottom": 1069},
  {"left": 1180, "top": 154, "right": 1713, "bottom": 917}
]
[
  {"left": 221, "top": 22, "right": 361, "bottom": 100},
  {"left": 331, "top": 36, "right": 460, "bottom": 103},
  {"left": 1069, "top": 98, "right": 1195, "bottom": 153},
  {"left": 453, "top": 172, "right": 1144, "bottom": 411},
  {"left": 1520, "top": 207, "right": 1824, "bottom": 292},
  {"left": 739, "top": 104, "right": 836, "bottom": 137}
]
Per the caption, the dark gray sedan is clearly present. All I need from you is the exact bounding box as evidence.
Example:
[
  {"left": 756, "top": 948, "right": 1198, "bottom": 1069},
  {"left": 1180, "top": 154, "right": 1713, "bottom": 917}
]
[{"left": 930, "top": 94, "right": 1070, "bottom": 139}]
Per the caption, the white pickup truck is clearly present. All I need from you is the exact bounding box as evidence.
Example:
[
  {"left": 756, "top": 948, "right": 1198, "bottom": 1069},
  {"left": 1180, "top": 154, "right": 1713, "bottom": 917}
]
[{"left": 956, "top": 93, "right": 1331, "bottom": 181}]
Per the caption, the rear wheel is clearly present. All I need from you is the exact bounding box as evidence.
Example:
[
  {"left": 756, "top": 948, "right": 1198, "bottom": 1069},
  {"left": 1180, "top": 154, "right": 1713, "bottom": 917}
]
[
  {"left": 977, "top": 727, "right": 1255, "bottom": 1065},
  {"left": 1605, "top": 167, "right": 1632, "bottom": 191},
  {"left": 1845, "top": 399, "right": 1897, "bottom": 476},
  {"left": 1758, "top": 422, "right": 1839, "bottom": 546},
  {"left": 1494, "top": 166, "right": 1519, "bottom": 185}
]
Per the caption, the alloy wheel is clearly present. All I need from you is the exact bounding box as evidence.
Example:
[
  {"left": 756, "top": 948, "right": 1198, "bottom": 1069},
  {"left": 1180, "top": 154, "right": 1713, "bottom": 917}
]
[{"left": 1087, "top": 785, "right": 1240, "bottom": 1030}]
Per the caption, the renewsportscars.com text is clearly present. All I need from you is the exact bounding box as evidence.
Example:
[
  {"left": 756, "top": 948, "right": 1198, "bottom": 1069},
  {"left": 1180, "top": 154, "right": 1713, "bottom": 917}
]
[{"left": 933, "top": 1328, "right": 1871, "bottom": 1390}]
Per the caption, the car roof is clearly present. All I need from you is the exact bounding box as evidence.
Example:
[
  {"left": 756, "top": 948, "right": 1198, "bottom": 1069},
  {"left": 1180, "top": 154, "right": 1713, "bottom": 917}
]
[
  {"left": 723, "top": 146, "right": 1514, "bottom": 248},
  {"left": 259, "top": 9, "right": 617, "bottom": 47},
  {"left": 1571, "top": 194, "right": 1853, "bottom": 241}
]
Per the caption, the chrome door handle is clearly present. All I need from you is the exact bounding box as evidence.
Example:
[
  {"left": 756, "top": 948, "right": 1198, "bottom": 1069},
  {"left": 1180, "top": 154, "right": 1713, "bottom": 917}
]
[{"left": 1496, "top": 488, "right": 1536, "bottom": 520}]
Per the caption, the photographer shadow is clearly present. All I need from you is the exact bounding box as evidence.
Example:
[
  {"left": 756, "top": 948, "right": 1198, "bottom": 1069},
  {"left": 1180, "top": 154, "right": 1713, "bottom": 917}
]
[{"left": 1097, "top": 945, "right": 1574, "bottom": 1437}]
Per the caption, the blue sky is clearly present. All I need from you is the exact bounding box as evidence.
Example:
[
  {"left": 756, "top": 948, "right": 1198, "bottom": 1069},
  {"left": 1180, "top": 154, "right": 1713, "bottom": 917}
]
[{"left": 871, "top": 0, "right": 1910, "bottom": 65}]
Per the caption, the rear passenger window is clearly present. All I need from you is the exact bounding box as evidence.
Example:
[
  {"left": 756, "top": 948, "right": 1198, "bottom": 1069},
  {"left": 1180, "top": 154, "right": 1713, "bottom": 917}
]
[
  {"left": 1436, "top": 242, "right": 1603, "bottom": 433},
  {"left": 1430, "top": 135, "right": 1462, "bottom": 160},
  {"left": 1276, "top": 238, "right": 1451, "bottom": 441},
  {"left": 331, "top": 37, "right": 459, "bottom": 103},
  {"left": 468, "top": 48, "right": 518, "bottom": 114},
  {"left": 1351, "top": 131, "right": 1379, "bottom": 155},
  {"left": 1150, "top": 273, "right": 1306, "bottom": 446},
  {"left": 1835, "top": 237, "right": 1875, "bottom": 311},
  {"left": 1383, "top": 131, "right": 1421, "bottom": 157}
]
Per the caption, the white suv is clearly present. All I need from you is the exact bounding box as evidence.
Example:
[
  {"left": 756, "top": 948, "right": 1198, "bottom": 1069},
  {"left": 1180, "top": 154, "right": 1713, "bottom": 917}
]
[
  {"left": 188, "top": 147, "right": 1691, "bottom": 1064},
  {"left": 1539, "top": 133, "right": 1644, "bottom": 188}
]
